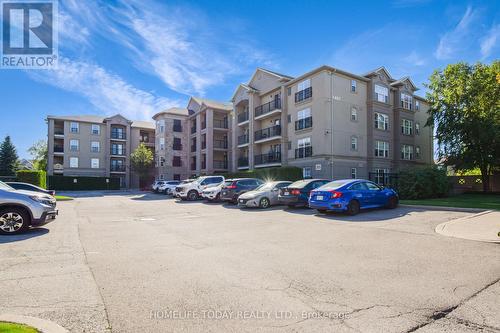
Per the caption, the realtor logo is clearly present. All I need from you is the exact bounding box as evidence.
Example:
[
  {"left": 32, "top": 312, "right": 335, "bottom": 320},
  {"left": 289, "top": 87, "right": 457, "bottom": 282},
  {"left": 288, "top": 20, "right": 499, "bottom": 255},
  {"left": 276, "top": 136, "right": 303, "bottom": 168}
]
[{"left": 1, "top": 0, "right": 58, "bottom": 69}]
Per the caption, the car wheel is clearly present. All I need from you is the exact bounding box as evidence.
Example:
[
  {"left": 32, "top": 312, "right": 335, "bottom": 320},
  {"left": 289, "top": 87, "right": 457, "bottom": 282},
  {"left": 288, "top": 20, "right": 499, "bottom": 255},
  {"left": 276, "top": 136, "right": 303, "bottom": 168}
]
[
  {"left": 347, "top": 200, "right": 360, "bottom": 216},
  {"left": 387, "top": 196, "right": 398, "bottom": 209},
  {"left": 317, "top": 209, "right": 327, "bottom": 214},
  {"left": 259, "top": 197, "right": 270, "bottom": 209},
  {"left": 187, "top": 190, "right": 198, "bottom": 201},
  {"left": 0, "top": 207, "right": 30, "bottom": 235},
  {"left": 215, "top": 193, "right": 220, "bottom": 201}
]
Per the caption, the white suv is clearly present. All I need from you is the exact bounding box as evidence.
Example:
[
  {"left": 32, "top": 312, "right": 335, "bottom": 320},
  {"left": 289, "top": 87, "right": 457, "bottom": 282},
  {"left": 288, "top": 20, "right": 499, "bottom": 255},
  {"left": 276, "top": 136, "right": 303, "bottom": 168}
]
[
  {"left": 175, "top": 176, "right": 225, "bottom": 201},
  {"left": 158, "top": 181, "right": 181, "bottom": 195}
]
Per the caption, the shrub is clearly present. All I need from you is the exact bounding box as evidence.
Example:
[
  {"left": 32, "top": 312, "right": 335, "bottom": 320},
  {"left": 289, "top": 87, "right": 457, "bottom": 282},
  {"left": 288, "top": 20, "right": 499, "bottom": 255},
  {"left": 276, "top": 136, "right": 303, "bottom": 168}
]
[
  {"left": 16, "top": 170, "right": 47, "bottom": 188},
  {"left": 216, "top": 166, "right": 303, "bottom": 181},
  {"left": 396, "top": 166, "right": 450, "bottom": 199},
  {"left": 48, "top": 176, "right": 120, "bottom": 191}
]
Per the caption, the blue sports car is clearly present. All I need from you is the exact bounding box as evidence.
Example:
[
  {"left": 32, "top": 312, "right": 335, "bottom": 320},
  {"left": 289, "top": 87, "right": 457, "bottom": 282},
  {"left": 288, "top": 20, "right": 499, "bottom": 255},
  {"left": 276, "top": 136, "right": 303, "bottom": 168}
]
[{"left": 309, "top": 179, "right": 399, "bottom": 215}]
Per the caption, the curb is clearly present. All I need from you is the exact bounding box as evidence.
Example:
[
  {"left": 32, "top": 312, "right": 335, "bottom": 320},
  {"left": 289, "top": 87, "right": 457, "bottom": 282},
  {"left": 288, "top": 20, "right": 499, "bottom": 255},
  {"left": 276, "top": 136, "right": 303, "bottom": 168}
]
[
  {"left": 400, "top": 204, "right": 488, "bottom": 213},
  {"left": 0, "top": 314, "right": 68, "bottom": 333},
  {"left": 435, "top": 210, "right": 500, "bottom": 244}
]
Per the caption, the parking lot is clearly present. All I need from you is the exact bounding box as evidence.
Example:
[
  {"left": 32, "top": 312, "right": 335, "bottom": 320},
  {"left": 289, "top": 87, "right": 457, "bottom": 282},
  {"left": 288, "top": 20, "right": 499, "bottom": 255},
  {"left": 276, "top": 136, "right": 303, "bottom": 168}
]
[{"left": 1, "top": 192, "right": 499, "bottom": 333}]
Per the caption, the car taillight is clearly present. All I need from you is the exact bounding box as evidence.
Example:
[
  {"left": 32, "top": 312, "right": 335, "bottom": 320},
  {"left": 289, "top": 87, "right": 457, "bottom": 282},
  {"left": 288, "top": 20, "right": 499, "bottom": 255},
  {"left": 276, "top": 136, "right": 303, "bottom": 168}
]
[
  {"left": 226, "top": 185, "right": 237, "bottom": 189},
  {"left": 330, "top": 191, "right": 342, "bottom": 198},
  {"left": 291, "top": 189, "right": 301, "bottom": 195}
]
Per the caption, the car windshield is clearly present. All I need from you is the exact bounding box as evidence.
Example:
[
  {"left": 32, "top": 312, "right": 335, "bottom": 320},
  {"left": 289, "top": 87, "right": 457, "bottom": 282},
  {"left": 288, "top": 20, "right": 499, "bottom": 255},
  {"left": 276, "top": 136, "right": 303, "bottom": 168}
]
[
  {"left": 288, "top": 180, "right": 311, "bottom": 188},
  {"left": 0, "top": 181, "right": 14, "bottom": 190},
  {"left": 255, "top": 182, "right": 276, "bottom": 191},
  {"left": 318, "top": 180, "right": 351, "bottom": 191}
]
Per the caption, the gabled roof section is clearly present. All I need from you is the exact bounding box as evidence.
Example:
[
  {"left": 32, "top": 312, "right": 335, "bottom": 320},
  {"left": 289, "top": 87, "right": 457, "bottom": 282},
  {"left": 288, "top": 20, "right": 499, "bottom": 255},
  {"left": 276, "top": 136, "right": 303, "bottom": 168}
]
[
  {"left": 390, "top": 76, "right": 418, "bottom": 91},
  {"left": 152, "top": 107, "right": 189, "bottom": 119},
  {"left": 255, "top": 68, "right": 294, "bottom": 80},
  {"left": 46, "top": 115, "right": 106, "bottom": 123},
  {"left": 191, "top": 97, "right": 232, "bottom": 111},
  {"left": 131, "top": 120, "right": 155, "bottom": 129},
  {"left": 363, "top": 66, "right": 394, "bottom": 81},
  {"left": 231, "top": 83, "right": 258, "bottom": 102},
  {"left": 105, "top": 114, "right": 132, "bottom": 124}
]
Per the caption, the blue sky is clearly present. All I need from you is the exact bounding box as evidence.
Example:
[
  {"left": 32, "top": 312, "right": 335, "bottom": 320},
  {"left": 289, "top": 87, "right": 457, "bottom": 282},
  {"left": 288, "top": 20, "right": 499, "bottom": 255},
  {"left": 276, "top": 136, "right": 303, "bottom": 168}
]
[{"left": 1, "top": 0, "right": 499, "bottom": 159}]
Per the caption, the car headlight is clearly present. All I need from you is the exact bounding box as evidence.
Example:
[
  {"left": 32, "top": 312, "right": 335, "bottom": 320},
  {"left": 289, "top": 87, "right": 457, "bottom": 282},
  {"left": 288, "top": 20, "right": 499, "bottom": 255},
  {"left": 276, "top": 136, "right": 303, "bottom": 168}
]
[{"left": 30, "top": 196, "right": 54, "bottom": 205}]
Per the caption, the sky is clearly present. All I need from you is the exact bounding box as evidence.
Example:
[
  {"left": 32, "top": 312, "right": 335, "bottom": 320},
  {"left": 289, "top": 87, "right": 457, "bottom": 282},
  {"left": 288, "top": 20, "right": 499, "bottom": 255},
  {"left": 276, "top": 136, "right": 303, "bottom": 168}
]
[{"left": 0, "top": 0, "right": 499, "bottom": 159}]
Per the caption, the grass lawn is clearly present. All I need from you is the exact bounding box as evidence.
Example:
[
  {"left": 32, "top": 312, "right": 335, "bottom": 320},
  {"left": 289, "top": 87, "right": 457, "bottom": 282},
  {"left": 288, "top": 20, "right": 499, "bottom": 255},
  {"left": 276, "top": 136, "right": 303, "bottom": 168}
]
[
  {"left": 55, "top": 195, "right": 73, "bottom": 201},
  {"left": 0, "top": 322, "right": 39, "bottom": 333},
  {"left": 401, "top": 193, "right": 500, "bottom": 210}
]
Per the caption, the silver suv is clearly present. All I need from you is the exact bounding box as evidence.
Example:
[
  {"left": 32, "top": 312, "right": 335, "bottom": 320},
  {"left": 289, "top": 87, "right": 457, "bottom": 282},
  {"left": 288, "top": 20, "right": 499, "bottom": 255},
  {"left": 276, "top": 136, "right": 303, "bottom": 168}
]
[{"left": 0, "top": 181, "right": 58, "bottom": 235}]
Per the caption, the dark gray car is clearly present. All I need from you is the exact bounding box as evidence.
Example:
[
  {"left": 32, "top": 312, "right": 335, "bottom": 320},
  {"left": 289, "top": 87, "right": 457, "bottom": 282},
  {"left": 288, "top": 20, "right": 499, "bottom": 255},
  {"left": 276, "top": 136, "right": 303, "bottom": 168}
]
[{"left": 220, "top": 178, "right": 264, "bottom": 204}]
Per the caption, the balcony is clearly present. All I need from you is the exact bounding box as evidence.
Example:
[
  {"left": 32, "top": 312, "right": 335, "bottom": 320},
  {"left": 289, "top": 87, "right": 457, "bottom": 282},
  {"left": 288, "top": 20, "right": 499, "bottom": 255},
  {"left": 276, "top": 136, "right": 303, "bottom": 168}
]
[
  {"left": 214, "top": 118, "right": 229, "bottom": 129},
  {"left": 295, "top": 116, "right": 313, "bottom": 131},
  {"left": 191, "top": 126, "right": 197, "bottom": 134},
  {"left": 201, "top": 161, "right": 206, "bottom": 169},
  {"left": 110, "top": 148, "right": 126, "bottom": 156},
  {"left": 190, "top": 163, "right": 196, "bottom": 171},
  {"left": 173, "top": 159, "right": 182, "bottom": 167},
  {"left": 295, "top": 86, "right": 312, "bottom": 103},
  {"left": 54, "top": 128, "right": 64, "bottom": 136},
  {"left": 191, "top": 144, "right": 196, "bottom": 152},
  {"left": 111, "top": 131, "right": 126, "bottom": 140},
  {"left": 254, "top": 152, "right": 281, "bottom": 166},
  {"left": 255, "top": 99, "right": 281, "bottom": 118},
  {"left": 173, "top": 143, "right": 182, "bottom": 151},
  {"left": 201, "top": 121, "right": 206, "bottom": 130},
  {"left": 54, "top": 145, "right": 64, "bottom": 153},
  {"left": 213, "top": 160, "right": 228, "bottom": 170},
  {"left": 201, "top": 141, "right": 206, "bottom": 150},
  {"left": 214, "top": 139, "right": 228, "bottom": 149},
  {"left": 238, "top": 134, "right": 249, "bottom": 146},
  {"left": 295, "top": 146, "right": 313, "bottom": 158},
  {"left": 254, "top": 125, "right": 281, "bottom": 142},
  {"left": 237, "top": 111, "right": 249, "bottom": 124},
  {"left": 238, "top": 157, "right": 249, "bottom": 168},
  {"left": 173, "top": 124, "right": 183, "bottom": 132},
  {"left": 110, "top": 165, "right": 126, "bottom": 172}
]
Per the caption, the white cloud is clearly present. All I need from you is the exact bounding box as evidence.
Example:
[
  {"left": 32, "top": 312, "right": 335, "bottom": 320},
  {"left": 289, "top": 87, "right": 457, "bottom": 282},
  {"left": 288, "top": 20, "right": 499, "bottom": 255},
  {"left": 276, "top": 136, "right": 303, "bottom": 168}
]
[
  {"left": 480, "top": 24, "right": 500, "bottom": 59},
  {"left": 29, "top": 58, "right": 179, "bottom": 120},
  {"left": 434, "top": 6, "right": 479, "bottom": 60},
  {"left": 403, "top": 51, "right": 426, "bottom": 67}
]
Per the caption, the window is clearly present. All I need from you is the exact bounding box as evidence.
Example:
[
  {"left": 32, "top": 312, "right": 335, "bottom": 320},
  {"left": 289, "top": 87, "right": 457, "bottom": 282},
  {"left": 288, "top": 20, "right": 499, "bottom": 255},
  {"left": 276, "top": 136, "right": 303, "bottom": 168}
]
[
  {"left": 173, "top": 119, "right": 182, "bottom": 132},
  {"left": 415, "top": 122, "right": 420, "bottom": 135},
  {"left": 160, "top": 157, "right": 165, "bottom": 167},
  {"left": 173, "top": 137, "right": 182, "bottom": 150},
  {"left": 91, "top": 124, "right": 100, "bottom": 135},
  {"left": 287, "top": 114, "right": 292, "bottom": 123},
  {"left": 111, "top": 143, "right": 124, "bottom": 155},
  {"left": 375, "top": 85, "right": 388, "bottom": 103},
  {"left": 70, "top": 122, "right": 79, "bottom": 133},
  {"left": 375, "top": 141, "right": 389, "bottom": 158},
  {"left": 158, "top": 120, "right": 165, "bottom": 133},
  {"left": 351, "top": 107, "right": 358, "bottom": 121},
  {"left": 401, "top": 119, "right": 413, "bottom": 135},
  {"left": 173, "top": 156, "right": 182, "bottom": 167},
  {"left": 415, "top": 100, "right": 420, "bottom": 111},
  {"left": 401, "top": 144, "right": 414, "bottom": 160},
  {"left": 91, "top": 141, "right": 100, "bottom": 152},
  {"left": 160, "top": 137, "right": 165, "bottom": 150},
  {"left": 374, "top": 113, "right": 389, "bottom": 130},
  {"left": 298, "top": 79, "right": 311, "bottom": 91},
  {"left": 351, "top": 80, "right": 357, "bottom": 92},
  {"left": 70, "top": 157, "right": 78, "bottom": 168},
  {"left": 91, "top": 158, "right": 99, "bottom": 169},
  {"left": 351, "top": 168, "right": 357, "bottom": 179},
  {"left": 297, "top": 108, "right": 311, "bottom": 120},
  {"left": 70, "top": 139, "right": 79, "bottom": 151},
  {"left": 297, "top": 137, "right": 311, "bottom": 148},
  {"left": 351, "top": 136, "right": 358, "bottom": 151},
  {"left": 374, "top": 169, "right": 390, "bottom": 185},
  {"left": 401, "top": 93, "right": 413, "bottom": 110},
  {"left": 303, "top": 167, "right": 312, "bottom": 179},
  {"left": 173, "top": 174, "right": 181, "bottom": 181},
  {"left": 159, "top": 174, "right": 164, "bottom": 180},
  {"left": 416, "top": 146, "right": 421, "bottom": 159},
  {"left": 287, "top": 141, "right": 292, "bottom": 150}
]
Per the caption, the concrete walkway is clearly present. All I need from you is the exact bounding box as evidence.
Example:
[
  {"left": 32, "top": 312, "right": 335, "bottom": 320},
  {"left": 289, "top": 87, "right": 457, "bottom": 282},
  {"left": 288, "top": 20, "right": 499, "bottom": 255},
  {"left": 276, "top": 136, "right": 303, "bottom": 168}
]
[{"left": 436, "top": 210, "right": 500, "bottom": 243}]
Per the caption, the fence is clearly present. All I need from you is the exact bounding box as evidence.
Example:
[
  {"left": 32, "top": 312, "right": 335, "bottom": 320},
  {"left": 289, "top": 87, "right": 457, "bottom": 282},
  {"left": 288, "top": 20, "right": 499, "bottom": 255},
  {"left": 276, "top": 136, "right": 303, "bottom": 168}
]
[{"left": 449, "top": 175, "right": 500, "bottom": 193}]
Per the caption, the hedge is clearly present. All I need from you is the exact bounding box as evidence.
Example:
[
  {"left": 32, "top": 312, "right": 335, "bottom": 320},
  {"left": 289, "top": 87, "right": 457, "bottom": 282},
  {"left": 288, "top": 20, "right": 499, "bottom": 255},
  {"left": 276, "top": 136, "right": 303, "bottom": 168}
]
[
  {"left": 395, "top": 166, "right": 450, "bottom": 199},
  {"left": 16, "top": 170, "right": 47, "bottom": 188},
  {"left": 48, "top": 176, "right": 120, "bottom": 191},
  {"left": 215, "top": 166, "right": 303, "bottom": 182}
]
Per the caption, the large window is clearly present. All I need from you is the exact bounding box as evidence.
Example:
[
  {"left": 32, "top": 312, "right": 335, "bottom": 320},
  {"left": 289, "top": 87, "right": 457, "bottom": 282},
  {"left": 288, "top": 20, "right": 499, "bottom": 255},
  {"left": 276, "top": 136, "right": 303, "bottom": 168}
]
[
  {"left": 69, "top": 157, "right": 78, "bottom": 168},
  {"left": 303, "top": 167, "right": 312, "bottom": 179},
  {"left": 401, "top": 144, "right": 414, "bottom": 160},
  {"left": 91, "top": 124, "right": 100, "bottom": 135},
  {"left": 297, "top": 108, "right": 311, "bottom": 120},
  {"left": 374, "top": 113, "right": 389, "bottom": 130},
  {"left": 351, "top": 107, "right": 358, "bottom": 121},
  {"left": 401, "top": 93, "right": 413, "bottom": 110},
  {"left": 375, "top": 85, "right": 388, "bottom": 103},
  {"left": 374, "top": 169, "right": 390, "bottom": 185},
  {"left": 70, "top": 139, "right": 79, "bottom": 151},
  {"left": 297, "top": 137, "right": 311, "bottom": 148},
  {"left": 375, "top": 141, "right": 389, "bottom": 158},
  {"left": 158, "top": 120, "right": 165, "bottom": 133},
  {"left": 401, "top": 119, "right": 413, "bottom": 135},
  {"left": 351, "top": 136, "right": 358, "bottom": 151},
  {"left": 297, "top": 79, "right": 310, "bottom": 91},
  {"left": 70, "top": 122, "right": 79, "bottom": 133},
  {"left": 160, "top": 138, "right": 165, "bottom": 150},
  {"left": 91, "top": 141, "right": 100, "bottom": 152},
  {"left": 91, "top": 158, "right": 99, "bottom": 169},
  {"left": 351, "top": 80, "right": 357, "bottom": 92},
  {"left": 351, "top": 168, "right": 357, "bottom": 179},
  {"left": 295, "top": 108, "right": 312, "bottom": 130}
]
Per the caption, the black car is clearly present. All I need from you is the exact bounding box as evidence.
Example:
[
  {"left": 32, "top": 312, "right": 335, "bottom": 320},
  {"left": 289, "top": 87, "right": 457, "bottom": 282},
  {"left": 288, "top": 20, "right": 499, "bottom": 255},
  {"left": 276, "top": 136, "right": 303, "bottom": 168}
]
[
  {"left": 278, "top": 179, "right": 330, "bottom": 208},
  {"left": 6, "top": 182, "right": 55, "bottom": 196},
  {"left": 220, "top": 178, "right": 264, "bottom": 204}
]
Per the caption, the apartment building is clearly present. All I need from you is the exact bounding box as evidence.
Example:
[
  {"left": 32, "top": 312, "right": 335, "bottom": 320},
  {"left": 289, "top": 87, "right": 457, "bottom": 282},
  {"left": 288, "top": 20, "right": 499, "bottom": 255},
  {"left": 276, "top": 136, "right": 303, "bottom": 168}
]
[
  {"left": 231, "top": 67, "right": 433, "bottom": 182},
  {"left": 47, "top": 114, "right": 155, "bottom": 188}
]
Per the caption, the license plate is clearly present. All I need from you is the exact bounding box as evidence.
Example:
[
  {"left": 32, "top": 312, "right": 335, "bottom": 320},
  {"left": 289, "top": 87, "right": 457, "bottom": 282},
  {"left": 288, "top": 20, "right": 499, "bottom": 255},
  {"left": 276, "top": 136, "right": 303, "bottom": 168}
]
[
  {"left": 284, "top": 191, "right": 289, "bottom": 196},
  {"left": 316, "top": 195, "right": 324, "bottom": 201}
]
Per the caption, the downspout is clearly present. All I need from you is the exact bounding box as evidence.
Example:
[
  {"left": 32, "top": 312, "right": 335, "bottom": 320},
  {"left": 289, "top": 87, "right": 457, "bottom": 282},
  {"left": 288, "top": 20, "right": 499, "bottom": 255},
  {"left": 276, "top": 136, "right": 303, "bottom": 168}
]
[{"left": 330, "top": 69, "right": 336, "bottom": 179}]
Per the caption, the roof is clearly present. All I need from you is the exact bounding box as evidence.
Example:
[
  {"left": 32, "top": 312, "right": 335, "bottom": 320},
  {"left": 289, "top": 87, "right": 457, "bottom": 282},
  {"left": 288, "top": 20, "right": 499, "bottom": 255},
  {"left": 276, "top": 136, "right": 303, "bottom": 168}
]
[
  {"left": 191, "top": 97, "right": 233, "bottom": 111},
  {"left": 390, "top": 76, "right": 419, "bottom": 91},
  {"left": 46, "top": 115, "right": 106, "bottom": 123},
  {"left": 363, "top": 66, "right": 395, "bottom": 81},
  {"left": 131, "top": 120, "right": 155, "bottom": 129},
  {"left": 255, "top": 68, "right": 294, "bottom": 80},
  {"left": 285, "top": 65, "right": 370, "bottom": 86},
  {"left": 152, "top": 107, "right": 189, "bottom": 119}
]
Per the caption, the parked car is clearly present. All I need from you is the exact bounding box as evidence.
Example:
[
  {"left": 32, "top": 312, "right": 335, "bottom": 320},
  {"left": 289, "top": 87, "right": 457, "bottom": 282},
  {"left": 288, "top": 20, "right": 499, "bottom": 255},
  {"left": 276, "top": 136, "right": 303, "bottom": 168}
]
[
  {"left": 278, "top": 179, "right": 330, "bottom": 208},
  {"left": 0, "top": 181, "right": 58, "bottom": 235},
  {"left": 157, "top": 181, "right": 181, "bottom": 195},
  {"left": 6, "top": 182, "right": 55, "bottom": 196},
  {"left": 175, "top": 176, "right": 225, "bottom": 201},
  {"left": 309, "top": 179, "right": 399, "bottom": 215},
  {"left": 220, "top": 178, "right": 264, "bottom": 204},
  {"left": 152, "top": 180, "right": 166, "bottom": 193},
  {"left": 201, "top": 183, "right": 224, "bottom": 202},
  {"left": 238, "top": 181, "right": 292, "bottom": 209}
]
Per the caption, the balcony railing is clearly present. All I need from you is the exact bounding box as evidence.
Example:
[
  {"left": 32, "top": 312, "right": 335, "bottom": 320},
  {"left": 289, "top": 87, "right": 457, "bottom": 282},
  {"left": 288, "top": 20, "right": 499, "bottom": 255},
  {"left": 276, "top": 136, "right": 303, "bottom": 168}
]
[
  {"left": 110, "top": 147, "right": 126, "bottom": 156},
  {"left": 173, "top": 124, "right": 182, "bottom": 132},
  {"left": 110, "top": 165, "right": 126, "bottom": 172},
  {"left": 255, "top": 98, "right": 281, "bottom": 117},
  {"left": 54, "top": 145, "right": 64, "bottom": 153},
  {"left": 191, "top": 126, "right": 197, "bottom": 134},
  {"left": 254, "top": 125, "right": 281, "bottom": 141},
  {"left": 214, "top": 119, "right": 228, "bottom": 129},
  {"left": 111, "top": 131, "right": 126, "bottom": 140},
  {"left": 295, "top": 86, "right": 312, "bottom": 103},
  {"left": 213, "top": 139, "right": 228, "bottom": 149},
  {"left": 213, "top": 160, "right": 228, "bottom": 169},
  {"left": 238, "top": 134, "right": 249, "bottom": 145},
  {"left": 254, "top": 152, "right": 281, "bottom": 165},
  {"left": 295, "top": 116, "right": 313, "bottom": 131},
  {"left": 173, "top": 143, "right": 182, "bottom": 151},
  {"left": 295, "top": 146, "right": 313, "bottom": 159},
  {"left": 54, "top": 129, "right": 64, "bottom": 135},
  {"left": 237, "top": 111, "right": 249, "bottom": 124},
  {"left": 238, "top": 157, "right": 249, "bottom": 167}
]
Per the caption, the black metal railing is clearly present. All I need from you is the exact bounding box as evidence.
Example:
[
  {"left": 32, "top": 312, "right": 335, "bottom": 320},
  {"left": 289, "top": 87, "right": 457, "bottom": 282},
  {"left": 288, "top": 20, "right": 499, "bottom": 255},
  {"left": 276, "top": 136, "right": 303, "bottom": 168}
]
[
  {"left": 213, "top": 160, "right": 228, "bottom": 169},
  {"left": 214, "top": 119, "right": 228, "bottom": 129},
  {"left": 173, "top": 143, "right": 182, "bottom": 151},
  {"left": 295, "top": 87, "right": 312, "bottom": 103},
  {"left": 173, "top": 124, "right": 182, "bottom": 132},
  {"left": 238, "top": 134, "right": 249, "bottom": 145},
  {"left": 295, "top": 116, "right": 313, "bottom": 131},
  {"left": 54, "top": 129, "right": 64, "bottom": 135},
  {"left": 238, "top": 111, "right": 249, "bottom": 123},
  {"left": 214, "top": 139, "right": 228, "bottom": 149},
  {"left": 238, "top": 157, "right": 249, "bottom": 167},
  {"left": 295, "top": 146, "right": 313, "bottom": 158},
  {"left": 54, "top": 145, "right": 64, "bottom": 153},
  {"left": 254, "top": 125, "right": 281, "bottom": 141},
  {"left": 110, "top": 165, "right": 126, "bottom": 172},
  {"left": 254, "top": 152, "right": 281, "bottom": 165},
  {"left": 110, "top": 147, "right": 126, "bottom": 155},
  {"left": 191, "top": 126, "right": 197, "bottom": 134},
  {"left": 255, "top": 98, "right": 281, "bottom": 117},
  {"left": 111, "top": 131, "right": 126, "bottom": 140}
]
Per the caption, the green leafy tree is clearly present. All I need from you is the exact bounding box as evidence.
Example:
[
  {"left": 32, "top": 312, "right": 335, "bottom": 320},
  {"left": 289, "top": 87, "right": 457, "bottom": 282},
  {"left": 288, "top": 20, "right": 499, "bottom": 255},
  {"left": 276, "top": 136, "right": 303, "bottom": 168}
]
[
  {"left": 426, "top": 61, "right": 500, "bottom": 192},
  {"left": 130, "top": 143, "right": 154, "bottom": 187},
  {"left": 28, "top": 140, "right": 48, "bottom": 171},
  {"left": 0, "top": 136, "right": 19, "bottom": 176}
]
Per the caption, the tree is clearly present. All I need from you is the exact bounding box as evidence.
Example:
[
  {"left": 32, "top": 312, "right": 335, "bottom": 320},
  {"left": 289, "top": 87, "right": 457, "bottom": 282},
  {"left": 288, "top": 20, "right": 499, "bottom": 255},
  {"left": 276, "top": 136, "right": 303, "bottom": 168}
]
[
  {"left": 28, "top": 140, "right": 48, "bottom": 171},
  {"left": 426, "top": 61, "right": 500, "bottom": 192},
  {"left": 0, "top": 136, "right": 19, "bottom": 176},
  {"left": 130, "top": 143, "right": 154, "bottom": 188}
]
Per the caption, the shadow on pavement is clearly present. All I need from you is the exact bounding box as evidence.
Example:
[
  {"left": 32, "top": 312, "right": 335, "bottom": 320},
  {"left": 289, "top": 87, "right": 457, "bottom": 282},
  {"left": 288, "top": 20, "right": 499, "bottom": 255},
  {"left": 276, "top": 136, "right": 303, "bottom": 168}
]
[
  {"left": 0, "top": 227, "right": 49, "bottom": 243},
  {"left": 312, "top": 207, "right": 413, "bottom": 222},
  {"left": 130, "top": 193, "right": 172, "bottom": 201}
]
